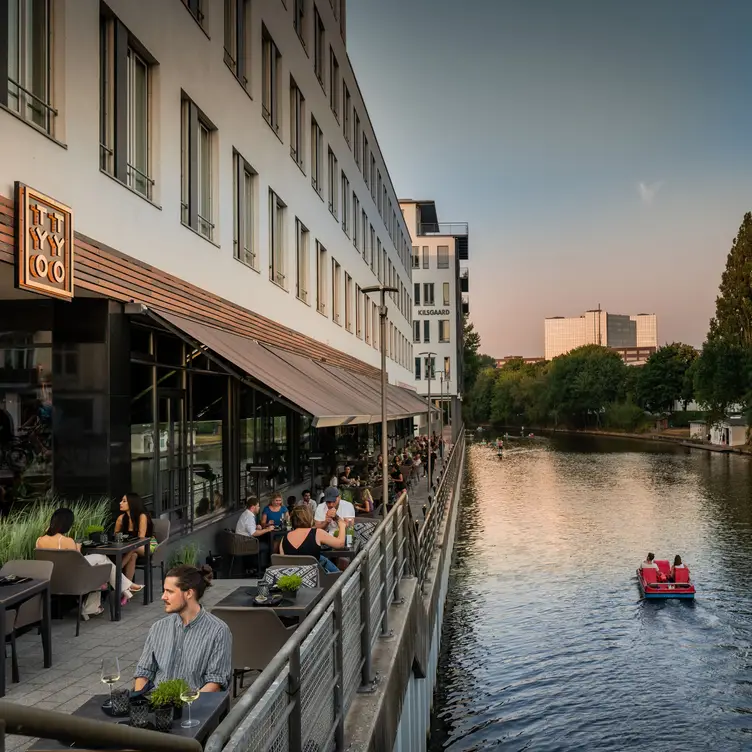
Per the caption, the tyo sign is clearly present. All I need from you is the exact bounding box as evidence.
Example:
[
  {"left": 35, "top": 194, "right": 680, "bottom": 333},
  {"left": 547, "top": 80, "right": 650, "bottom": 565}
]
[{"left": 15, "top": 182, "right": 74, "bottom": 301}]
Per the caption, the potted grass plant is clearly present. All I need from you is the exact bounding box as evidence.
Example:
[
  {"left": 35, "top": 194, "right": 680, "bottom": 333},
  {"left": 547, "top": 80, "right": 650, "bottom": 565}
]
[
  {"left": 149, "top": 678, "right": 189, "bottom": 725},
  {"left": 276, "top": 573, "right": 303, "bottom": 599}
]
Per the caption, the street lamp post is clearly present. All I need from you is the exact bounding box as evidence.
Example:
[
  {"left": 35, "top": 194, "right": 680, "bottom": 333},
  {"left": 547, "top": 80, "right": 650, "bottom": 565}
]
[
  {"left": 419, "top": 350, "right": 436, "bottom": 492},
  {"left": 438, "top": 372, "right": 445, "bottom": 459},
  {"left": 362, "top": 284, "right": 398, "bottom": 518}
]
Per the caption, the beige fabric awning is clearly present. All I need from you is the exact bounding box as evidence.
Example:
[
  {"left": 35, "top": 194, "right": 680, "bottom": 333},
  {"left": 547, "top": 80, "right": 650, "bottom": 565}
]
[{"left": 149, "top": 310, "right": 428, "bottom": 427}]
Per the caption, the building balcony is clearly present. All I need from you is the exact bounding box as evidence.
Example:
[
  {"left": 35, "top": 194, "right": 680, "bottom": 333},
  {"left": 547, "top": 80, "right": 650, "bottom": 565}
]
[
  {"left": 461, "top": 293, "right": 470, "bottom": 315},
  {"left": 417, "top": 222, "right": 468, "bottom": 237}
]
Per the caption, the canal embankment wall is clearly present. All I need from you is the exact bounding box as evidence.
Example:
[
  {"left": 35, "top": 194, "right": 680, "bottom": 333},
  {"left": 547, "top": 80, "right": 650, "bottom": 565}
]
[{"left": 345, "top": 447, "right": 466, "bottom": 752}]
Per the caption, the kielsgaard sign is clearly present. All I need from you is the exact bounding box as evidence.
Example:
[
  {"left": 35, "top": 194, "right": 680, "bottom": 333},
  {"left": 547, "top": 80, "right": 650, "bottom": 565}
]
[
  {"left": 418, "top": 308, "right": 450, "bottom": 316},
  {"left": 15, "top": 182, "right": 74, "bottom": 301}
]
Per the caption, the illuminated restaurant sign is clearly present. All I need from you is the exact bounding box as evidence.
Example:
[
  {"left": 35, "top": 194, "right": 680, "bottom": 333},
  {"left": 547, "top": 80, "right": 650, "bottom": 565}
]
[{"left": 15, "top": 182, "right": 74, "bottom": 301}]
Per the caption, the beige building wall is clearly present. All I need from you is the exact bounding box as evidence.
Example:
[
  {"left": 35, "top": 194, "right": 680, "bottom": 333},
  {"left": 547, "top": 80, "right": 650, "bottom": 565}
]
[{"left": 631, "top": 314, "right": 658, "bottom": 348}]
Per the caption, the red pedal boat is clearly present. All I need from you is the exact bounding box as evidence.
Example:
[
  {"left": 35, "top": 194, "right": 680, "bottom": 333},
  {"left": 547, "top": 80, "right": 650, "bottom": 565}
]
[{"left": 637, "top": 558, "right": 695, "bottom": 599}]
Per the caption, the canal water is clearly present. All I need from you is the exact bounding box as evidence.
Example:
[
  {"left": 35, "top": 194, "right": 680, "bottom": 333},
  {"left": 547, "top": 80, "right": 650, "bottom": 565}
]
[{"left": 430, "top": 436, "right": 752, "bottom": 751}]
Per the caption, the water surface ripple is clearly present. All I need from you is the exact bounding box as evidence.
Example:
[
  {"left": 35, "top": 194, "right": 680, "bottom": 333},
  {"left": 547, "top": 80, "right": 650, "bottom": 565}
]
[{"left": 429, "top": 436, "right": 752, "bottom": 751}]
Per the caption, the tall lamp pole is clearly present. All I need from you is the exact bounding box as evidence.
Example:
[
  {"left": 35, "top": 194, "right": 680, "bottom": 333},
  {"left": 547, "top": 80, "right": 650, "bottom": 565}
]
[
  {"left": 419, "top": 350, "right": 436, "bottom": 492},
  {"left": 362, "top": 284, "right": 398, "bottom": 518}
]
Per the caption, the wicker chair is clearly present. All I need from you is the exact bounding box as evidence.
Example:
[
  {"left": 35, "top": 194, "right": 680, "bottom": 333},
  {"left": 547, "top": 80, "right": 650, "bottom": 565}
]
[{"left": 217, "top": 530, "right": 262, "bottom": 576}]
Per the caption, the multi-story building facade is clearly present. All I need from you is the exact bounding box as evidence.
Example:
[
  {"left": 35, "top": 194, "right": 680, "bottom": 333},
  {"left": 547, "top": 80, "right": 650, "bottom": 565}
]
[
  {"left": 399, "top": 200, "right": 468, "bottom": 438},
  {"left": 0, "top": 0, "right": 424, "bottom": 540},
  {"left": 544, "top": 310, "right": 658, "bottom": 360}
]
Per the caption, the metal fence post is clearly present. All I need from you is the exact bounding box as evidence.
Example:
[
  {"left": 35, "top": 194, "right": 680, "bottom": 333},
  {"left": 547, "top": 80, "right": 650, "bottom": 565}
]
[
  {"left": 289, "top": 644, "right": 302, "bottom": 751},
  {"left": 359, "top": 557, "right": 373, "bottom": 687},
  {"left": 379, "top": 521, "right": 390, "bottom": 636},
  {"left": 333, "top": 589, "right": 345, "bottom": 751}
]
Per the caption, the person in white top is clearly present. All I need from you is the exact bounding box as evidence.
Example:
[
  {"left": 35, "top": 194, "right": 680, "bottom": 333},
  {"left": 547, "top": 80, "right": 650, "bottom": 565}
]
[
  {"left": 641, "top": 552, "right": 658, "bottom": 570},
  {"left": 235, "top": 497, "right": 274, "bottom": 538},
  {"left": 314, "top": 487, "right": 356, "bottom": 534}
]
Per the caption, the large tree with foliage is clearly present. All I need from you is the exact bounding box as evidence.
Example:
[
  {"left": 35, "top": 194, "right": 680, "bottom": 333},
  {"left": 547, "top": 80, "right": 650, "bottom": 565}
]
[{"left": 636, "top": 343, "right": 699, "bottom": 413}]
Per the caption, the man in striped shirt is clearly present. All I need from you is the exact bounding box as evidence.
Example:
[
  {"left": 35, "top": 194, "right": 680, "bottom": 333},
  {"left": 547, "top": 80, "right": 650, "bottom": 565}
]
[{"left": 134, "top": 565, "right": 232, "bottom": 692}]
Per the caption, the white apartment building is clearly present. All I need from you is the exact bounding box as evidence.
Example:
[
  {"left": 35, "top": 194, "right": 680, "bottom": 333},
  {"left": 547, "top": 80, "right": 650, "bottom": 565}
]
[
  {"left": 0, "top": 0, "right": 424, "bottom": 533},
  {"left": 400, "top": 200, "right": 469, "bottom": 437},
  {"left": 544, "top": 310, "right": 658, "bottom": 360}
]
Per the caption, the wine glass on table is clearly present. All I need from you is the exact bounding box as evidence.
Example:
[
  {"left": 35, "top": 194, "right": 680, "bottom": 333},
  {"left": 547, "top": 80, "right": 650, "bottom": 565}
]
[
  {"left": 180, "top": 686, "right": 201, "bottom": 728},
  {"left": 101, "top": 657, "right": 120, "bottom": 709}
]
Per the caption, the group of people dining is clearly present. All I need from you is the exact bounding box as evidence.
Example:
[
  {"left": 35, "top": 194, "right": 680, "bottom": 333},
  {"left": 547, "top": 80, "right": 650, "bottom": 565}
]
[
  {"left": 641, "top": 552, "right": 688, "bottom": 582},
  {"left": 35, "top": 493, "right": 154, "bottom": 619}
]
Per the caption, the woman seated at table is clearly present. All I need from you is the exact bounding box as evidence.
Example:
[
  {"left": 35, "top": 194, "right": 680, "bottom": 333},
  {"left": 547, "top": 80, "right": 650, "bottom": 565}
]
[
  {"left": 355, "top": 488, "right": 374, "bottom": 516},
  {"left": 280, "top": 506, "right": 345, "bottom": 573},
  {"left": 115, "top": 493, "right": 154, "bottom": 583},
  {"left": 261, "top": 493, "right": 290, "bottom": 528},
  {"left": 36, "top": 508, "right": 142, "bottom": 618}
]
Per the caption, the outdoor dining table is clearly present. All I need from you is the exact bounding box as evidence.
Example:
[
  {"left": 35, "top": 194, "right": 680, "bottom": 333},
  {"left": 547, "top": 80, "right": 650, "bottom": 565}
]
[
  {"left": 320, "top": 545, "right": 358, "bottom": 561},
  {"left": 215, "top": 585, "right": 324, "bottom": 621},
  {"left": 29, "top": 691, "right": 230, "bottom": 751},
  {"left": 81, "top": 538, "right": 152, "bottom": 621},
  {"left": 0, "top": 577, "right": 52, "bottom": 698}
]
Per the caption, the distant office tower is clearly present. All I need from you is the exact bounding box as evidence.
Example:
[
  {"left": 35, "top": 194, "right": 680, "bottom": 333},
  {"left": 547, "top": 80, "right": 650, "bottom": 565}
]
[{"left": 544, "top": 310, "right": 657, "bottom": 360}]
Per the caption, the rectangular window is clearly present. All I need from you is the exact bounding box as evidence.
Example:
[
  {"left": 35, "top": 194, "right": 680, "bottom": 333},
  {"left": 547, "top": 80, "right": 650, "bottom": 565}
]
[
  {"left": 181, "top": 96, "right": 215, "bottom": 240},
  {"left": 352, "top": 194, "right": 360, "bottom": 249},
  {"left": 293, "top": 0, "right": 306, "bottom": 47},
  {"left": 182, "top": 0, "right": 205, "bottom": 27},
  {"left": 412, "top": 246, "right": 419, "bottom": 269},
  {"left": 331, "top": 258, "right": 342, "bottom": 324},
  {"left": 341, "top": 173, "right": 350, "bottom": 235},
  {"left": 372, "top": 302, "right": 379, "bottom": 350},
  {"left": 290, "top": 77, "right": 305, "bottom": 168},
  {"left": 316, "top": 242, "right": 327, "bottom": 314},
  {"left": 444, "top": 357, "right": 451, "bottom": 379},
  {"left": 437, "top": 245, "right": 449, "bottom": 269},
  {"left": 269, "top": 190, "right": 286, "bottom": 287},
  {"left": 344, "top": 273, "right": 353, "bottom": 332},
  {"left": 328, "top": 47, "right": 339, "bottom": 119},
  {"left": 424, "top": 357, "right": 435, "bottom": 381},
  {"left": 422, "top": 245, "right": 429, "bottom": 269},
  {"left": 262, "top": 28, "right": 281, "bottom": 133},
  {"left": 342, "top": 82, "right": 351, "bottom": 145},
  {"left": 354, "top": 114, "right": 361, "bottom": 167},
  {"left": 327, "top": 149, "right": 338, "bottom": 218},
  {"left": 423, "top": 320, "right": 430, "bottom": 343},
  {"left": 233, "top": 150, "right": 257, "bottom": 268},
  {"left": 370, "top": 155, "right": 376, "bottom": 202},
  {"left": 414, "top": 282, "right": 420, "bottom": 306},
  {"left": 382, "top": 249, "right": 387, "bottom": 285},
  {"left": 224, "top": 0, "right": 248, "bottom": 85},
  {"left": 361, "top": 210, "right": 367, "bottom": 259},
  {"left": 355, "top": 284, "right": 362, "bottom": 337},
  {"left": 100, "top": 12, "right": 155, "bottom": 198},
  {"left": 295, "top": 218, "right": 309, "bottom": 302},
  {"left": 443, "top": 282, "right": 450, "bottom": 306},
  {"left": 376, "top": 171, "right": 382, "bottom": 216},
  {"left": 313, "top": 6, "right": 324, "bottom": 85},
  {"left": 423, "top": 283, "right": 435, "bottom": 306},
  {"left": 439, "top": 320, "right": 450, "bottom": 343},
  {"left": 414, "top": 357, "right": 421, "bottom": 380},
  {"left": 413, "top": 320, "right": 420, "bottom": 344},
  {"left": 362, "top": 135, "right": 369, "bottom": 187},
  {"left": 311, "top": 117, "right": 323, "bottom": 194},
  {"left": 369, "top": 226, "right": 376, "bottom": 271},
  {"left": 365, "top": 294, "right": 371, "bottom": 343}
]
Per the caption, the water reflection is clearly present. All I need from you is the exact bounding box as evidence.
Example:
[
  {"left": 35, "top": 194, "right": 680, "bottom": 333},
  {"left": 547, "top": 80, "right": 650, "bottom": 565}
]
[{"left": 430, "top": 437, "right": 752, "bottom": 751}]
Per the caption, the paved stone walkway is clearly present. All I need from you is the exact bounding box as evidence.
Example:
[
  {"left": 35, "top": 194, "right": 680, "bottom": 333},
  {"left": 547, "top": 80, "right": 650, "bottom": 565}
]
[{"left": 3, "top": 577, "right": 255, "bottom": 752}]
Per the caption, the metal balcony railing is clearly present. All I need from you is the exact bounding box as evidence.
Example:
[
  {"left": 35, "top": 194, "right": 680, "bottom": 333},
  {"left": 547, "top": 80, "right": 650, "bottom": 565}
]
[{"left": 417, "top": 222, "right": 468, "bottom": 237}]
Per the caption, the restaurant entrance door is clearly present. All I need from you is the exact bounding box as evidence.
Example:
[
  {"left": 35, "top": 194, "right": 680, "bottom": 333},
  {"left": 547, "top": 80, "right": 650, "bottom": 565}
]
[{"left": 156, "top": 390, "right": 189, "bottom": 526}]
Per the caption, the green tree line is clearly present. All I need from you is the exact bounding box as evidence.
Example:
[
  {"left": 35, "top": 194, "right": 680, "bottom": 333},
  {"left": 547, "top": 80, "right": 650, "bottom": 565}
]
[{"left": 463, "top": 212, "right": 752, "bottom": 431}]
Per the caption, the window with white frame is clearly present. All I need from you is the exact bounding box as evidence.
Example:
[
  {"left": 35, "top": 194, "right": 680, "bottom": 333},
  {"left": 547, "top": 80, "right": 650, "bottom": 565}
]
[
  {"left": 224, "top": 0, "right": 249, "bottom": 86},
  {"left": 370, "top": 155, "right": 376, "bottom": 202},
  {"left": 439, "top": 320, "right": 450, "bottom": 343},
  {"left": 362, "top": 134, "right": 369, "bottom": 187},
  {"left": 437, "top": 245, "right": 449, "bottom": 269},
  {"left": 423, "top": 320, "right": 430, "bottom": 343},
  {"left": 376, "top": 171, "right": 382, "bottom": 216},
  {"left": 423, "top": 283, "right": 435, "bottom": 305},
  {"left": 354, "top": 113, "right": 361, "bottom": 167},
  {"left": 372, "top": 302, "right": 379, "bottom": 350},
  {"left": 342, "top": 82, "right": 351, "bottom": 145},
  {"left": 355, "top": 285, "right": 363, "bottom": 338},
  {"left": 413, "top": 320, "right": 420, "bottom": 343},
  {"left": 364, "top": 294, "right": 371, "bottom": 343},
  {"left": 341, "top": 173, "right": 350, "bottom": 235},
  {"left": 369, "top": 225, "right": 375, "bottom": 271},
  {"left": 100, "top": 10, "right": 155, "bottom": 198},
  {"left": 295, "top": 218, "right": 309, "bottom": 303},
  {"left": 181, "top": 96, "right": 216, "bottom": 241},
  {"left": 443, "top": 282, "right": 450, "bottom": 306},
  {"left": 269, "top": 189, "right": 286, "bottom": 287},
  {"left": 233, "top": 150, "right": 257, "bottom": 268},
  {"left": 311, "top": 117, "right": 323, "bottom": 194},
  {"left": 262, "top": 27, "right": 281, "bottom": 133},
  {"left": 328, "top": 47, "right": 339, "bottom": 119},
  {"left": 344, "top": 273, "right": 353, "bottom": 332},
  {"left": 444, "top": 357, "right": 451, "bottom": 379},
  {"left": 313, "top": 6, "right": 324, "bottom": 85},
  {"left": 382, "top": 249, "right": 387, "bottom": 285},
  {"left": 412, "top": 246, "right": 419, "bottom": 269},
  {"left": 290, "top": 77, "right": 305, "bottom": 168},
  {"left": 316, "top": 241, "right": 327, "bottom": 314},
  {"left": 327, "top": 149, "right": 338, "bottom": 217},
  {"left": 331, "top": 258, "right": 342, "bottom": 324},
  {"left": 414, "top": 282, "right": 420, "bottom": 306},
  {"left": 414, "top": 357, "right": 421, "bottom": 380},
  {"left": 182, "top": 0, "right": 206, "bottom": 27},
  {"left": 353, "top": 194, "right": 360, "bottom": 250},
  {"left": 293, "top": 0, "right": 306, "bottom": 47},
  {"left": 422, "top": 245, "right": 429, "bottom": 269}
]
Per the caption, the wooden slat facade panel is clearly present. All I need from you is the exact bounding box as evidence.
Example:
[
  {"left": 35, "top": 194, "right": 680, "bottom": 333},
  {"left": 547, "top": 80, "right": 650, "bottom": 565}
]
[{"left": 0, "top": 194, "right": 379, "bottom": 378}]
